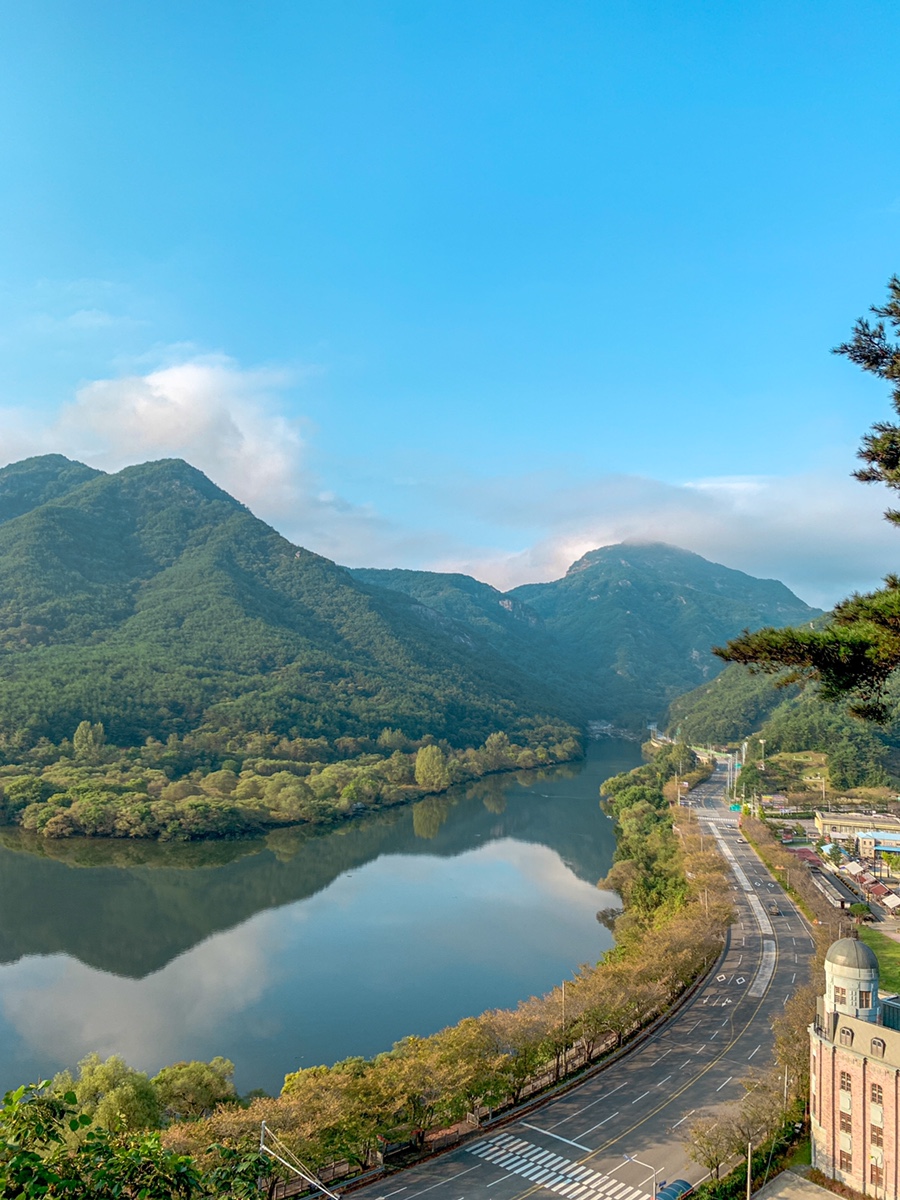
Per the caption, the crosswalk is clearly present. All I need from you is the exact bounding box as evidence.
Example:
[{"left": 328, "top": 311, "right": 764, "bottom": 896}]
[{"left": 466, "top": 1133, "right": 653, "bottom": 1200}]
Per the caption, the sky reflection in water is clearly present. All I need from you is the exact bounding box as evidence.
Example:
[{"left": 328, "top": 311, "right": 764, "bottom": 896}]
[{"left": 0, "top": 739, "right": 639, "bottom": 1094}]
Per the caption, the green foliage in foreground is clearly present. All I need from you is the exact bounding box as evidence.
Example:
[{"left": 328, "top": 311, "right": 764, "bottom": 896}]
[
  {"left": 0, "top": 721, "right": 580, "bottom": 841},
  {"left": 0, "top": 1079, "right": 273, "bottom": 1199},
  {"left": 717, "top": 277, "right": 900, "bottom": 722}
]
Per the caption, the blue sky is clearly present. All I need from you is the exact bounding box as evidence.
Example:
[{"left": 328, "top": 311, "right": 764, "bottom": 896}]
[{"left": 1, "top": 1, "right": 899, "bottom": 605}]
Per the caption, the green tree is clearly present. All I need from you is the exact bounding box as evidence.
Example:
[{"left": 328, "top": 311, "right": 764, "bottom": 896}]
[
  {"left": 151, "top": 1058, "right": 237, "bottom": 1122},
  {"left": 717, "top": 277, "right": 900, "bottom": 720},
  {"left": 414, "top": 744, "right": 450, "bottom": 791},
  {"left": 73, "top": 720, "right": 106, "bottom": 763},
  {"left": 53, "top": 1053, "right": 161, "bottom": 1132}
]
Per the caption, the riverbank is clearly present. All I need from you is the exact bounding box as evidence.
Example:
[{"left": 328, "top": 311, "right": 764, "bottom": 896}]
[
  {"left": 153, "top": 742, "right": 731, "bottom": 1176},
  {"left": 0, "top": 722, "right": 582, "bottom": 842}
]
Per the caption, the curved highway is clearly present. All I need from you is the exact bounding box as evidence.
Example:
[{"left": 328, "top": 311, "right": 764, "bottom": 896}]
[{"left": 351, "top": 763, "right": 813, "bottom": 1200}]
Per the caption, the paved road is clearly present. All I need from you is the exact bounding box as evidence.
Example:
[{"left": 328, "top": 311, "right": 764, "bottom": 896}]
[{"left": 352, "top": 766, "right": 814, "bottom": 1200}]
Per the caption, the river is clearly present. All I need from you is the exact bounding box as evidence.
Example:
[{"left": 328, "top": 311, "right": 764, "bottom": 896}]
[{"left": 0, "top": 737, "right": 640, "bottom": 1096}]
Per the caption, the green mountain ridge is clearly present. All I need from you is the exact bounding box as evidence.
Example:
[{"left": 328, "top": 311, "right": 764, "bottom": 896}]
[
  {"left": 0, "top": 455, "right": 822, "bottom": 753},
  {"left": 359, "top": 543, "right": 822, "bottom": 729},
  {"left": 0, "top": 456, "right": 580, "bottom": 749}
]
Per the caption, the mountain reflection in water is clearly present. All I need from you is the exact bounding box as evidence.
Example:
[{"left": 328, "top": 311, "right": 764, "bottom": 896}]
[{"left": 0, "top": 738, "right": 640, "bottom": 1094}]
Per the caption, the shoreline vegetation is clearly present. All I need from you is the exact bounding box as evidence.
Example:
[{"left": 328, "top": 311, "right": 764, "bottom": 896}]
[
  {"left": 0, "top": 720, "right": 581, "bottom": 843},
  {"left": 1, "top": 739, "right": 732, "bottom": 1196}
]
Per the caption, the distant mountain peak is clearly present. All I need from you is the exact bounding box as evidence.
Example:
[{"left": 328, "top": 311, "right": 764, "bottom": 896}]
[
  {"left": 565, "top": 541, "right": 693, "bottom": 575},
  {"left": 0, "top": 454, "right": 104, "bottom": 525}
]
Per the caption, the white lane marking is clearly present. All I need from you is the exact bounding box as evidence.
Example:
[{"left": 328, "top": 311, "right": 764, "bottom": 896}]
[
  {"left": 656, "top": 1074, "right": 673, "bottom": 1086},
  {"left": 548, "top": 1082, "right": 626, "bottom": 1127},
  {"left": 580, "top": 1113, "right": 624, "bottom": 1132},
  {"left": 631, "top": 1090, "right": 650, "bottom": 1104},
  {"left": 467, "top": 1136, "right": 652, "bottom": 1200},
  {"left": 749, "top": 939, "right": 776, "bottom": 998},
  {"left": 580, "top": 1111, "right": 619, "bottom": 1136},
  {"left": 520, "top": 1122, "right": 590, "bottom": 1152},
  {"left": 748, "top": 1045, "right": 761, "bottom": 1060},
  {"left": 406, "top": 1164, "right": 481, "bottom": 1198},
  {"left": 716, "top": 1076, "right": 734, "bottom": 1092},
  {"left": 673, "top": 1109, "right": 695, "bottom": 1128}
]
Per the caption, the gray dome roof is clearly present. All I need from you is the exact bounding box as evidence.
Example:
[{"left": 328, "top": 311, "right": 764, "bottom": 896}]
[{"left": 826, "top": 938, "right": 879, "bottom": 970}]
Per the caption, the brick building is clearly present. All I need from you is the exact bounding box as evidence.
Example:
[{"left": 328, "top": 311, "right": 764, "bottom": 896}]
[{"left": 810, "top": 937, "right": 898, "bottom": 1196}]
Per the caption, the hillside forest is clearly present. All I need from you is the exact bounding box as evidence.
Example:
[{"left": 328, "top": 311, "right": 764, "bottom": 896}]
[{"left": 0, "top": 453, "right": 818, "bottom": 840}]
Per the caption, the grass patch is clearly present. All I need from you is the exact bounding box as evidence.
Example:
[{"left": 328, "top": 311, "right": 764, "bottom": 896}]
[
  {"left": 785, "top": 1139, "right": 812, "bottom": 1168},
  {"left": 858, "top": 926, "right": 900, "bottom": 992}
]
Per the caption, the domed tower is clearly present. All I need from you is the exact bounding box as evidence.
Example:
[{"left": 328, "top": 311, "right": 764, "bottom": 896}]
[{"left": 824, "top": 936, "right": 880, "bottom": 1022}]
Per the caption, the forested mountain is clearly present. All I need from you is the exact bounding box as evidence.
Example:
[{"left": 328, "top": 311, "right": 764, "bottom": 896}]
[
  {"left": 351, "top": 566, "right": 600, "bottom": 713},
  {"left": 668, "top": 663, "right": 900, "bottom": 789},
  {"left": 0, "top": 455, "right": 581, "bottom": 751},
  {"left": 356, "top": 546, "right": 820, "bottom": 729},
  {"left": 0, "top": 456, "right": 821, "bottom": 763},
  {"left": 509, "top": 544, "right": 820, "bottom": 724}
]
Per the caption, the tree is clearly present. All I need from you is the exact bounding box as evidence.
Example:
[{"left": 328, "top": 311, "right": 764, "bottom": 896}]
[
  {"left": 73, "top": 720, "right": 106, "bottom": 763},
  {"left": 151, "top": 1058, "right": 237, "bottom": 1122},
  {"left": 414, "top": 745, "right": 450, "bottom": 792},
  {"left": 716, "top": 277, "right": 900, "bottom": 720},
  {"left": 53, "top": 1053, "right": 161, "bottom": 1133},
  {"left": 685, "top": 1113, "right": 735, "bottom": 1180}
]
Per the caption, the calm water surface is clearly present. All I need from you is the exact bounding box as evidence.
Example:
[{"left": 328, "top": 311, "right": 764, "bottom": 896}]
[{"left": 0, "top": 738, "right": 640, "bottom": 1094}]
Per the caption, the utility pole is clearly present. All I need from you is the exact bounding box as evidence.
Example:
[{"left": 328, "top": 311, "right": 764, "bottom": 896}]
[{"left": 746, "top": 1141, "right": 753, "bottom": 1200}]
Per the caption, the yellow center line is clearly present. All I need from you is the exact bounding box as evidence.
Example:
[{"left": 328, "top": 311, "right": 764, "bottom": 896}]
[{"left": 500, "top": 916, "right": 797, "bottom": 1200}]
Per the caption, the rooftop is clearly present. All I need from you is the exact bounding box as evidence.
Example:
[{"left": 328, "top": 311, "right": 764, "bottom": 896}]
[{"left": 825, "top": 937, "right": 879, "bottom": 970}]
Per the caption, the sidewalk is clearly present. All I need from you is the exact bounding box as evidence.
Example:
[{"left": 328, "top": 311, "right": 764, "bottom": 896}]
[{"left": 753, "top": 1169, "right": 835, "bottom": 1200}]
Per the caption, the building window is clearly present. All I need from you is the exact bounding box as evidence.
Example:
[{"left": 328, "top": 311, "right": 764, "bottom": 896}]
[
  {"left": 871, "top": 1164, "right": 885, "bottom": 1187},
  {"left": 835, "top": 986, "right": 848, "bottom": 1004},
  {"left": 872, "top": 1124, "right": 884, "bottom": 1146},
  {"left": 871, "top": 1038, "right": 886, "bottom": 1057},
  {"left": 841, "top": 1028, "right": 854, "bottom": 1046},
  {"left": 840, "top": 1111, "right": 852, "bottom": 1132},
  {"left": 860, "top": 990, "right": 872, "bottom": 1008},
  {"left": 872, "top": 1083, "right": 884, "bottom": 1104},
  {"left": 840, "top": 1151, "right": 853, "bottom": 1172},
  {"left": 841, "top": 1071, "right": 852, "bottom": 1092}
]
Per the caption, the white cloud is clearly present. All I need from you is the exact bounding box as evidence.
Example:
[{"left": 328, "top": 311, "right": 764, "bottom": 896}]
[
  {"left": 0, "top": 350, "right": 894, "bottom": 608},
  {"left": 0, "top": 916, "right": 274, "bottom": 1074},
  {"left": 424, "top": 469, "right": 899, "bottom": 608},
  {"left": 59, "top": 355, "right": 305, "bottom": 516}
]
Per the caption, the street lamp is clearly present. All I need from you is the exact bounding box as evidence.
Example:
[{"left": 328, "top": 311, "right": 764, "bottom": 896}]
[{"left": 623, "top": 1153, "right": 660, "bottom": 1199}]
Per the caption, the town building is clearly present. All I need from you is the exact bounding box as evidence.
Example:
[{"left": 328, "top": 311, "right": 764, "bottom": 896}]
[
  {"left": 857, "top": 830, "right": 900, "bottom": 863},
  {"left": 816, "top": 811, "right": 900, "bottom": 842},
  {"left": 810, "top": 937, "right": 900, "bottom": 1197}
]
